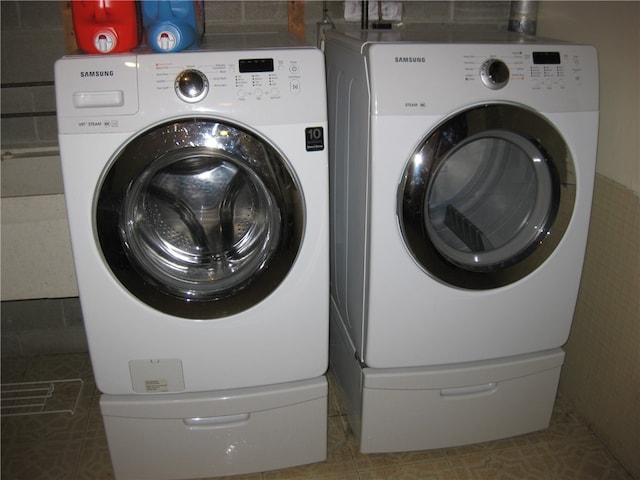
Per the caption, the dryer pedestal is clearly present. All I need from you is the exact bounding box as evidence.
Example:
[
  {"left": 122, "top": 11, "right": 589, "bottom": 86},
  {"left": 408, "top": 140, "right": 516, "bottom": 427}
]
[
  {"left": 330, "top": 304, "right": 564, "bottom": 453},
  {"left": 101, "top": 376, "right": 327, "bottom": 479}
]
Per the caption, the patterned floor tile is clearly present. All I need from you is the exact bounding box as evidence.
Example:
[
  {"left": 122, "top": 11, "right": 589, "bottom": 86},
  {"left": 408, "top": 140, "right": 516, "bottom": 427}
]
[
  {"left": 3, "top": 438, "right": 84, "bottom": 480},
  {"left": 21, "top": 354, "right": 94, "bottom": 383},
  {"left": 1, "top": 356, "right": 30, "bottom": 383},
  {"left": 200, "top": 474, "right": 264, "bottom": 480},
  {"left": 348, "top": 430, "right": 448, "bottom": 473},
  {"left": 447, "top": 443, "right": 633, "bottom": 480},
  {"left": 262, "top": 416, "right": 357, "bottom": 479},
  {"left": 75, "top": 435, "right": 114, "bottom": 480},
  {"left": 326, "top": 370, "right": 347, "bottom": 417},
  {"left": 357, "top": 458, "right": 457, "bottom": 479},
  {"left": 443, "top": 433, "right": 533, "bottom": 459},
  {"left": 1, "top": 354, "right": 634, "bottom": 480}
]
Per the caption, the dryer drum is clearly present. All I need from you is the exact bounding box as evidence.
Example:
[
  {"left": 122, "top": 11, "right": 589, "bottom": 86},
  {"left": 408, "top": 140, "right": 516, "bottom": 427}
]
[
  {"left": 398, "top": 103, "right": 575, "bottom": 290},
  {"left": 96, "top": 118, "right": 304, "bottom": 319}
]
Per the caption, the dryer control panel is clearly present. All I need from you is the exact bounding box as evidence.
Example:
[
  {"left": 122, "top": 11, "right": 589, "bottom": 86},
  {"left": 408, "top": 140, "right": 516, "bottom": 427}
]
[
  {"left": 365, "top": 41, "right": 599, "bottom": 116},
  {"left": 465, "top": 50, "right": 577, "bottom": 92}
]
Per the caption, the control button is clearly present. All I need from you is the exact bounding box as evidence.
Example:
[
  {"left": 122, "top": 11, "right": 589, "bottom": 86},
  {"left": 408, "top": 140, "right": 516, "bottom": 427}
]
[
  {"left": 237, "top": 89, "right": 246, "bottom": 99},
  {"left": 175, "top": 69, "right": 209, "bottom": 103},
  {"left": 290, "top": 79, "right": 301, "bottom": 94},
  {"left": 480, "top": 59, "right": 510, "bottom": 90},
  {"left": 289, "top": 63, "right": 299, "bottom": 74},
  {"left": 254, "top": 88, "right": 263, "bottom": 99},
  {"left": 271, "top": 87, "right": 280, "bottom": 97}
]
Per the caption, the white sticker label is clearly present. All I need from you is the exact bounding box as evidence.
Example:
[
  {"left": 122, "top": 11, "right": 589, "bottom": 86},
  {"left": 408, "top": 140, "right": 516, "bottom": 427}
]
[{"left": 144, "top": 379, "right": 169, "bottom": 393}]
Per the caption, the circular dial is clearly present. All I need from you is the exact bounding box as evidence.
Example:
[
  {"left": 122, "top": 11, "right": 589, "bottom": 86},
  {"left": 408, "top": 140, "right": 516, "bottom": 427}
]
[
  {"left": 175, "top": 69, "right": 209, "bottom": 103},
  {"left": 480, "top": 59, "right": 510, "bottom": 90}
]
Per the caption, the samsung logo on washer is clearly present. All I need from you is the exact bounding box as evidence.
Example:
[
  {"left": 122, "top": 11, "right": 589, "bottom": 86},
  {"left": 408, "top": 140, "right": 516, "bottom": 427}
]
[
  {"left": 80, "top": 70, "right": 115, "bottom": 78},
  {"left": 395, "top": 56, "right": 426, "bottom": 64}
]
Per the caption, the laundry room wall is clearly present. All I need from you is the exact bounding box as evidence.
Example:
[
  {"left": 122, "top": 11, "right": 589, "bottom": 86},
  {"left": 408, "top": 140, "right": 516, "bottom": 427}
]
[
  {"left": 537, "top": 3, "right": 640, "bottom": 478},
  {"left": 0, "top": 0, "right": 512, "bottom": 353},
  {"left": 1, "top": 1, "right": 84, "bottom": 356},
  {"left": 1, "top": 1, "right": 638, "bottom": 476}
]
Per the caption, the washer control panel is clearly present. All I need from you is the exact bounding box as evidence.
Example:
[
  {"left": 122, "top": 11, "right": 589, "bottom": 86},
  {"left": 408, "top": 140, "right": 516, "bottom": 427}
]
[
  {"left": 151, "top": 54, "right": 306, "bottom": 104},
  {"left": 55, "top": 46, "right": 327, "bottom": 133}
]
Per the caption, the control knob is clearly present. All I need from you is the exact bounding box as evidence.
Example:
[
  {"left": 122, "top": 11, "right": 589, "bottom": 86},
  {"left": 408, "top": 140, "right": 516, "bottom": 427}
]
[
  {"left": 480, "top": 59, "right": 510, "bottom": 90},
  {"left": 175, "top": 69, "right": 209, "bottom": 103}
]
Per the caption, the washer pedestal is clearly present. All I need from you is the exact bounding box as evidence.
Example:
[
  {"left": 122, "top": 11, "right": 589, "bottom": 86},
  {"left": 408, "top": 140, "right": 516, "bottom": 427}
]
[{"left": 101, "top": 376, "right": 327, "bottom": 479}]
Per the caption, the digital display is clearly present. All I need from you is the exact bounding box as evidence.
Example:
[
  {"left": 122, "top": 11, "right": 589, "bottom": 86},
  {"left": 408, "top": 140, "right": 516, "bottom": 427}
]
[
  {"left": 533, "top": 52, "right": 561, "bottom": 65},
  {"left": 239, "top": 58, "right": 275, "bottom": 73}
]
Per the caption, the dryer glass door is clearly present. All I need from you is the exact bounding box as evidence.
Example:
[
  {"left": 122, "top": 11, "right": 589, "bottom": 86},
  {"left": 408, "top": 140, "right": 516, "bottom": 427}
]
[
  {"left": 96, "top": 118, "right": 304, "bottom": 319},
  {"left": 398, "top": 104, "right": 575, "bottom": 290}
]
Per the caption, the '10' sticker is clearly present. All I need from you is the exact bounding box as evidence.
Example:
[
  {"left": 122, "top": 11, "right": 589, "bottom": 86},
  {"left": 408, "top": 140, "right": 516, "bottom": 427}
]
[{"left": 305, "top": 127, "right": 324, "bottom": 152}]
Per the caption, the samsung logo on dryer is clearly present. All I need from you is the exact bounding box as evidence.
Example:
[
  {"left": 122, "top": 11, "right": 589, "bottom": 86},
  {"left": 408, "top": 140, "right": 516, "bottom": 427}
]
[
  {"left": 395, "top": 56, "right": 426, "bottom": 64},
  {"left": 80, "top": 70, "right": 115, "bottom": 78}
]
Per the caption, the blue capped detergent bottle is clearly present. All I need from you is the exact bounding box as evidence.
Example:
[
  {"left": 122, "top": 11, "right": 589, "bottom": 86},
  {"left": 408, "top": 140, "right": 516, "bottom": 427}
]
[{"left": 142, "top": 0, "right": 204, "bottom": 53}]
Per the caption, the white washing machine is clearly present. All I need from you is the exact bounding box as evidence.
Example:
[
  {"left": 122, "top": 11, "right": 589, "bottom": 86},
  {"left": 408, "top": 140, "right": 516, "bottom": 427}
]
[
  {"left": 55, "top": 34, "right": 328, "bottom": 478},
  {"left": 324, "top": 28, "right": 598, "bottom": 452}
]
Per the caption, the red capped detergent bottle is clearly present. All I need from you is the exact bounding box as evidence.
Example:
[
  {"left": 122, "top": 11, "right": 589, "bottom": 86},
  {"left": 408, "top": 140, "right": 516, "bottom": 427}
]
[
  {"left": 142, "top": 1, "right": 204, "bottom": 53},
  {"left": 71, "top": 0, "right": 140, "bottom": 54}
]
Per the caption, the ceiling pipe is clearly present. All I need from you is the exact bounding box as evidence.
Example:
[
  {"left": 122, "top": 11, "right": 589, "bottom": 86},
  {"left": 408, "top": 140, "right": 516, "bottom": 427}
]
[
  {"left": 508, "top": 0, "right": 538, "bottom": 35},
  {"left": 361, "top": 1, "right": 369, "bottom": 30}
]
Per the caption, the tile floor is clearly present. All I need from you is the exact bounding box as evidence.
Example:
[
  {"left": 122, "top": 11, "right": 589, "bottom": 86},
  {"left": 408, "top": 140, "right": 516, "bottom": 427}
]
[{"left": 0, "top": 353, "right": 634, "bottom": 480}]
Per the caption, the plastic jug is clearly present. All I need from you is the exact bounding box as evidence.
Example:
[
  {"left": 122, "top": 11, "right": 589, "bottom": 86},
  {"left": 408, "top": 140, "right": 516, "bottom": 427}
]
[
  {"left": 142, "top": 1, "right": 204, "bottom": 53},
  {"left": 71, "top": 0, "right": 140, "bottom": 54}
]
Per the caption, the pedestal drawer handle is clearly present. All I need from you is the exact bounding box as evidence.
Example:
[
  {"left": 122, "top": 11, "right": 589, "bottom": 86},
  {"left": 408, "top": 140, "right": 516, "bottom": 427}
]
[
  {"left": 183, "top": 413, "right": 250, "bottom": 428},
  {"left": 440, "top": 382, "right": 498, "bottom": 397}
]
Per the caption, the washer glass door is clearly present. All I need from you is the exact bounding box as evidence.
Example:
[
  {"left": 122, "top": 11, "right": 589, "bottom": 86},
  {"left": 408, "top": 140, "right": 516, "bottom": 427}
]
[
  {"left": 96, "top": 118, "right": 304, "bottom": 318},
  {"left": 398, "top": 104, "right": 575, "bottom": 289}
]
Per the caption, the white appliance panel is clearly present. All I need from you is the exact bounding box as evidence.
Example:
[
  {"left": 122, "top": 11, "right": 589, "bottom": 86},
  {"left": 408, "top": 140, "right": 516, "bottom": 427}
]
[
  {"left": 56, "top": 41, "right": 329, "bottom": 395},
  {"left": 364, "top": 111, "right": 598, "bottom": 367},
  {"left": 59, "top": 121, "right": 328, "bottom": 393},
  {"left": 325, "top": 29, "right": 599, "bottom": 452}
]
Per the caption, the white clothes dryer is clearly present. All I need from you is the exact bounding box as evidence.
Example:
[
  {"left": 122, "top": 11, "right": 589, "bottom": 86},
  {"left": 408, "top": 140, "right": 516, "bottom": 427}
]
[
  {"left": 56, "top": 34, "right": 329, "bottom": 477},
  {"left": 325, "top": 28, "right": 598, "bottom": 452}
]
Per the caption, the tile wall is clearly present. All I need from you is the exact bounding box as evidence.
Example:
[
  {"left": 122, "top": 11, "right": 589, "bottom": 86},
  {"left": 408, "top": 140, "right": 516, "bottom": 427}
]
[
  {"left": 559, "top": 174, "right": 640, "bottom": 478},
  {"left": 0, "top": 1, "right": 64, "bottom": 148}
]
